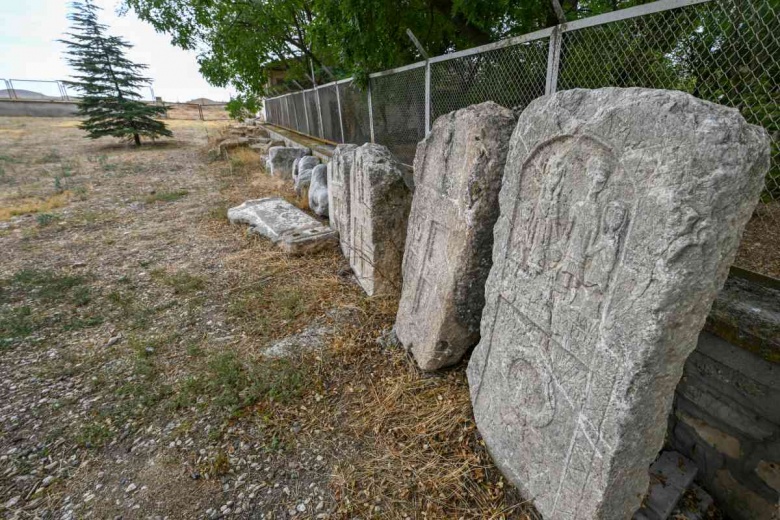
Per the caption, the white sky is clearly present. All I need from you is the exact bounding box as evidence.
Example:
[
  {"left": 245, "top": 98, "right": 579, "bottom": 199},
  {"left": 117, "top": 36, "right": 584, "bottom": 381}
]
[{"left": 0, "top": 0, "right": 235, "bottom": 103}]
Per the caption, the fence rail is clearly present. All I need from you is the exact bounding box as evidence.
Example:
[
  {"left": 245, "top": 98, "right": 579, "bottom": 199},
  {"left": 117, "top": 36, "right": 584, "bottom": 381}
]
[{"left": 265, "top": 0, "right": 779, "bottom": 278}]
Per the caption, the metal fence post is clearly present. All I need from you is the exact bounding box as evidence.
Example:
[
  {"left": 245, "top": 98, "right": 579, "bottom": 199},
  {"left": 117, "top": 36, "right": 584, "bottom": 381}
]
[
  {"left": 368, "top": 80, "right": 375, "bottom": 144},
  {"left": 335, "top": 83, "right": 345, "bottom": 143},
  {"left": 315, "top": 86, "right": 325, "bottom": 138},
  {"left": 545, "top": 25, "right": 563, "bottom": 95},
  {"left": 425, "top": 60, "right": 431, "bottom": 135},
  {"left": 292, "top": 95, "right": 300, "bottom": 130},
  {"left": 303, "top": 92, "right": 311, "bottom": 134}
]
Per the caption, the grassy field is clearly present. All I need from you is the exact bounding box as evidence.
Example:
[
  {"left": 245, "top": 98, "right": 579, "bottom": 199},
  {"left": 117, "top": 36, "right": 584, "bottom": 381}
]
[{"left": 0, "top": 117, "right": 539, "bottom": 519}]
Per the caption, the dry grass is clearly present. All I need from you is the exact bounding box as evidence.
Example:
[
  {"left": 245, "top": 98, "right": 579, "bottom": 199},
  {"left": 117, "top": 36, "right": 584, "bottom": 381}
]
[
  {"left": 199, "top": 138, "right": 539, "bottom": 518},
  {"left": 0, "top": 191, "right": 71, "bottom": 220},
  {"left": 0, "top": 116, "right": 539, "bottom": 519}
]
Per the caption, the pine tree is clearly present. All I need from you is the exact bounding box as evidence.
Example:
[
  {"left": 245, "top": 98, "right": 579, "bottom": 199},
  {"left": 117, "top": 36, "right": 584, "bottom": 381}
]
[{"left": 60, "top": 1, "right": 171, "bottom": 146}]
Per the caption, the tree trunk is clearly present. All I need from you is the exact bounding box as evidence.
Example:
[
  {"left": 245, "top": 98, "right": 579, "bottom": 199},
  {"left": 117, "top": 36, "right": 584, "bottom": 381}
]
[{"left": 134, "top": 133, "right": 141, "bottom": 146}]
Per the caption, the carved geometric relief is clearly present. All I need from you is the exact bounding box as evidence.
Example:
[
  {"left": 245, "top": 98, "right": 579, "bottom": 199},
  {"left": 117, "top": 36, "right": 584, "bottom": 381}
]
[{"left": 395, "top": 102, "right": 516, "bottom": 371}]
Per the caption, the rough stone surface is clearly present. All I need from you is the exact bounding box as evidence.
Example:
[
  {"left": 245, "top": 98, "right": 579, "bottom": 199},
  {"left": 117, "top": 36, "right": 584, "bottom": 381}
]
[
  {"left": 266, "top": 147, "right": 309, "bottom": 180},
  {"left": 294, "top": 156, "right": 320, "bottom": 196},
  {"left": 252, "top": 139, "right": 285, "bottom": 156},
  {"left": 327, "top": 144, "right": 358, "bottom": 257},
  {"left": 349, "top": 144, "right": 412, "bottom": 296},
  {"left": 218, "top": 137, "right": 249, "bottom": 155},
  {"left": 670, "top": 325, "right": 780, "bottom": 520},
  {"left": 309, "top": 165, "right": 329, "bottom": 217},
  {"left": 633, "top": 451, "right": 698, "bottom": 520},
  {"left": 227, "top": 197, "right": 337, "bottom": 255},
  {"left": 395, "top": 101, "right": 516, "bottom": 371},
  {"left": 466, "top": 88, "right": 769, "bottom": 520}
]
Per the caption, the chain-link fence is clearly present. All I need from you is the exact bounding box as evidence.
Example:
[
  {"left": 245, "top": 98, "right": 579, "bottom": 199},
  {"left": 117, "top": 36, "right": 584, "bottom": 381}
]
[{"left": 264, "top": 0, "right": 779, "bottom": 277}]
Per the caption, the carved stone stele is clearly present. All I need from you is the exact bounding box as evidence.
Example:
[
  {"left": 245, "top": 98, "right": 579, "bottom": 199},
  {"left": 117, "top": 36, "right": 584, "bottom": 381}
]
[
  {"left": 349, "top": 144, "right": 412, "bottom": 296},
  {"left": 327, "top": 144, "right": 358, "bottom": 257},
  {"left": 467, "top": 88, "right": 769, "bottom": 520},
  {"left": 395, "top": 101, "right": 516, "bottom": 371},
  {"left": 266, "top": 147, "right": 308, "bottom": 180}
]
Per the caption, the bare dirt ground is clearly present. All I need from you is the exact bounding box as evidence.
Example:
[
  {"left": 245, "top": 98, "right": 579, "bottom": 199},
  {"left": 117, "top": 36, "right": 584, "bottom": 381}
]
[{"left": 0, "top": 117, "right": 538, "bottom": 519}]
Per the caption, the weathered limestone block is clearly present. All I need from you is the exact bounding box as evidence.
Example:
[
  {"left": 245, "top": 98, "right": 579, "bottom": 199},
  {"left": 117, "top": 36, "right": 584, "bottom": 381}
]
[
  {"left": 251, "top": 139, "right": 285, "bottom": 156},
  {"left": 395, "top": 101, "right": 516, "bottom": 371},
  {"left": 309, "top": 164, "right": 329, "bottom": 217},
  {"left": 466, "top": 88, "right": 769, "bottom": 520},
  {"left": 228, "top": 197, "right": 337, "bottom": 255},
  {"left": 327, "top": 144, "right": 358, "bottom": 257},
  {"left": 349, "top": 144, "right": 412, "bottom": 296},
  {"left": 266, "top": 147, "right": 309, "bottom": 180},
  {"left": 218, "top": 137, "right": 249, "bottom": 155},
  {"left": 294, "top": 156, "right": 320, "bottom": 196}
]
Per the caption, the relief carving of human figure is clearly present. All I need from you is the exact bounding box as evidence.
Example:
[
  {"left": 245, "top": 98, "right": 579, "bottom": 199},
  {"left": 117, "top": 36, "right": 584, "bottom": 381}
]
[
  {"left": 583, "top": 201, "right": 629, "bottom": 294},
  {"left": 558, "top": 154, "right": 614, "bottom": 298},
  {"left": 521, "top": 154, "right": 567, "bottom": 276}
]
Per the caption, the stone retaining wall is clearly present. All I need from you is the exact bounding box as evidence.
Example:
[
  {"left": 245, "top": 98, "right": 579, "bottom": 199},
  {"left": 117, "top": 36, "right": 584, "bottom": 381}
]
[{"left": 0, "top": 99, "right": 79, "bottom": 117}]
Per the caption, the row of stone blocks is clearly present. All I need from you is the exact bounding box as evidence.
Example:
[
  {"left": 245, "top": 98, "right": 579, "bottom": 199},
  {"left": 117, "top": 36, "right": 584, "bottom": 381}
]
[{"left": 328, "top": 88, "right": 771, "bottom": 519}]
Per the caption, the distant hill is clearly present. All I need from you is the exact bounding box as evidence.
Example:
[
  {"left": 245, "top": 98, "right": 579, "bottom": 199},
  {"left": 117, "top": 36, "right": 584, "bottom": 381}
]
[
  {"left": 186, "top": 97, "right": 223, "bottom": 105},
  {"left": 0, "top": 89, "right": 53, "bottom": 100}
]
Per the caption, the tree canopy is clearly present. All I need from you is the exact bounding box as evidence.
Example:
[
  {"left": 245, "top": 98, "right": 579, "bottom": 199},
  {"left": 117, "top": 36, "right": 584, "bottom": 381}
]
[{"left": 122, "top": 0, "right": 644, "bottom": 102}]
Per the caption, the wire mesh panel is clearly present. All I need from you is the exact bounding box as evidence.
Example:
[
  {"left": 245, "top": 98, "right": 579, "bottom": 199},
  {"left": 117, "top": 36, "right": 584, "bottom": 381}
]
[
  {"left": 9, "top": 80, "right": 65, "bottom": 100},
  {"left": 304, "top": 90, "right": 322, "bottom": 139},
  {"left": 283, "top": 96, "right": 293, "bottom": 129},
  {"left": 0, "top": 80, "right": 10, "bottom": 99},
  {"left": 558, "top": 0, "right": 779, "bottom": 210},
  {"left": 318, "top": 84, "right": 342, "bottom": 143},
  {"left": 338, "top": 81, "right": 371, "bottom": 145},
  {"left": 370, "top": 66, "right": 426, "bottom": 164},
  {"left": 290, "top": 92, "right": 307, "bottom": 133},
  {"left": 431, "top": 39, "right": 549, "bottom": 122}
]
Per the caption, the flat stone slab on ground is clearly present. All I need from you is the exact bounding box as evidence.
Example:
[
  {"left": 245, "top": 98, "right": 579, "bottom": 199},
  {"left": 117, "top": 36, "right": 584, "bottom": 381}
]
[
  {"left": 467, "top": 88, "right": 769, "bottom": 520},
  {"left": 349, "top": 144, "right": 412, "bottom": 296},
  {"left": 228, "top": 197, "right": 337, "bottom": 255},
  {"left": 395, "top": 101, "right": 515, "bottom": 371}
]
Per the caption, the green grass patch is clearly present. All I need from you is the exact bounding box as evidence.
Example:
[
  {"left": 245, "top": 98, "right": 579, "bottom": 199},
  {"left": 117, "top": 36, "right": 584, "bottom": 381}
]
[
  {"left": 184, "top": 351, "right": 312, "bottom": 414},
  {"left": 145, "top": 189, "right": 189, "bottom": 204},
  {"left": 36, "top": 213, "right": 59, "bottom": 227},
  {"left": 151, "top": 269, "right": 205, "bottom": 294},
  {"left": 3, "top": 269, "right": 88, "bottom": 304}
]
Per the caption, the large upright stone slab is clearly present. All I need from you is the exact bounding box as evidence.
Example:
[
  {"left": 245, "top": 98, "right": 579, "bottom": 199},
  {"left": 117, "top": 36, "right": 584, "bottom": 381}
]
[
  {"left": 266, "top": 147, "right": 309, "bottom": 179},
  {"left": 327, "top": 144, "right": 358, "bottom": 257},
  {"left": 349, "top": 144, "right": 412, "bottom": 296},
  {"left": 395, "top": 102, "right": 516, "bottom": 371},
  {"left": 466, "top": 88, "right": 769, "bottom": 520}
]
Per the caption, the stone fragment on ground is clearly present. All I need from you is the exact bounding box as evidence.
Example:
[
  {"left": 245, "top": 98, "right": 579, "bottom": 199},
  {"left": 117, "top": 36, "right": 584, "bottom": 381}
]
[
  {"left": 309, "top": 164, "right": 329, "bottom": 217},
  {"left": 294, "top": 156, "right": 320, "bottom": 196},
  {"left": 633, "top": 451, "right": 699, "bottom": 520},
  {"left": 218, "top": 137, "right": 250, "bottom": 155},
  {"left": 251, "top": 139, "right": 285, "bottom": 156},
  {"left": 266, "top": 147, "right": 310, "bottom": 180},
  {"left": 263, "top": 309, "right": 358, "bottom": 359},
  {"left": 395, "top": 101, "right": 515, "bottom": 371},
  {"left": 227, "top": 197, "right": 337, "bottom": 255},
  {"left": 348, "top": 143, "right": 412, "bottom": 296},
  {"left": 328, "top": 144, "right": 358, "bottom": 257},
  {"left": 466, "top": 88, "right": 769, "bottom": 520}
]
